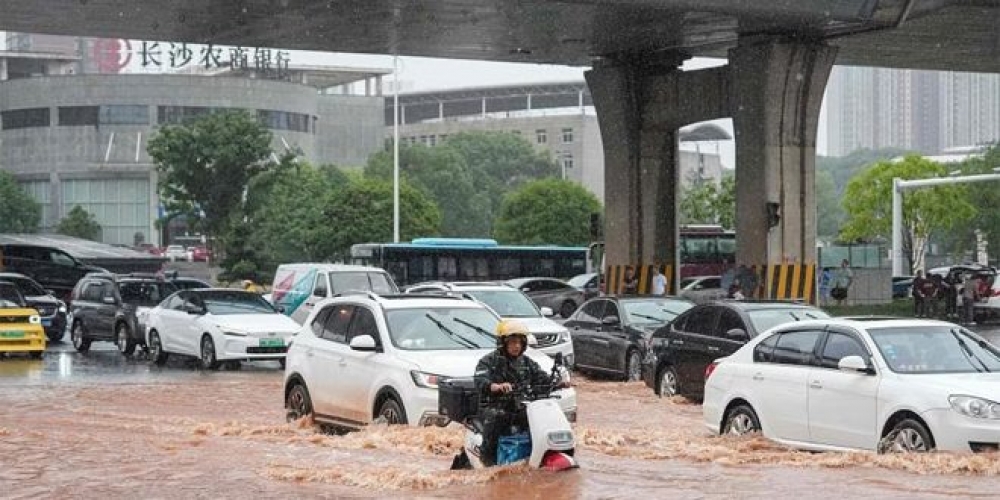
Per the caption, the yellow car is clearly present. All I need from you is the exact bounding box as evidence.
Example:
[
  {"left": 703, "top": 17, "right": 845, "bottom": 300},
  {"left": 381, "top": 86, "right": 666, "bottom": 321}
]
[{"left": 0, "top": 281, "right": 46, "bottom": 358}]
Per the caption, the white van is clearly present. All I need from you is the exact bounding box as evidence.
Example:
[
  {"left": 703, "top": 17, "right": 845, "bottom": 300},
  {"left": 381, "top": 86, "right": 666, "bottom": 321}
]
[{"left": 271, "top": 263, "right": 399, "bottom": 324}]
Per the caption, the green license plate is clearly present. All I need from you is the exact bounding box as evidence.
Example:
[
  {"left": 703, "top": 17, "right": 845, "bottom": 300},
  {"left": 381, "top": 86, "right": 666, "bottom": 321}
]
[
  {"left": 259, "top": 337, "right": 284, "bottom": 348},
  {"left": 0, "top": 331, "right": 26, "bottom": 338}
]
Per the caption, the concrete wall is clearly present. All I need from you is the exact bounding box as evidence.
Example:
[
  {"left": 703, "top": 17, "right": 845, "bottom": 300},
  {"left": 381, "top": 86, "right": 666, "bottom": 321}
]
[
  {"left": 316, "top": 94, "right": 385, "bottom": 167},
  {"left": 819, "top": 268, "right": 893, "bottom": 306}
]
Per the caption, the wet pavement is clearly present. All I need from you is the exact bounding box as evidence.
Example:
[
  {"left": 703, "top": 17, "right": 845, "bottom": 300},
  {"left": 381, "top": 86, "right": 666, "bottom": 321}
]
[{"left": 2, "top": 328, "right": 1000, "bottom": 499}]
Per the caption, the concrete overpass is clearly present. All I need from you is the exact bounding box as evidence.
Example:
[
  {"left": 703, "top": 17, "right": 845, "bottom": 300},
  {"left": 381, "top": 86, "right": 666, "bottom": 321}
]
[{"left": 4, "top": 0, "right": 1000, "bottom": 298}]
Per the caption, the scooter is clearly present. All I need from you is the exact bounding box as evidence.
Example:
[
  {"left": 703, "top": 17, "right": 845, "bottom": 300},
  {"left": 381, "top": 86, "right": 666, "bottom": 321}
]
[{"left": 439, "top": 354, "right": 578, "bottom": 471}]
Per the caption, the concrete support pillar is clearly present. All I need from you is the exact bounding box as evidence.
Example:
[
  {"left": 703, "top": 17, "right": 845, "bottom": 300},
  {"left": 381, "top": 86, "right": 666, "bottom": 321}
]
[{"left": 729, "top": 40, "right": 837, "bottom": 268}]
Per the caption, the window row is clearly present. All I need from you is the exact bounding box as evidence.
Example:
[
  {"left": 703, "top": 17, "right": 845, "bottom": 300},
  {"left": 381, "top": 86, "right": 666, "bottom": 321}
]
[{"left": 2, "top": 106, "right": 316, "bottom": 133}]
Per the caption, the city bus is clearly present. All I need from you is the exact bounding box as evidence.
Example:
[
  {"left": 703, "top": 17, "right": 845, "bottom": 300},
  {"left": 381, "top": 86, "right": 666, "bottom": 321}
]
[
  {"left": 587, "top": 225, "right": 736, "bottom": 278},
  {"left": 349, "top": 238, "right": 588, "bottom": 286}
]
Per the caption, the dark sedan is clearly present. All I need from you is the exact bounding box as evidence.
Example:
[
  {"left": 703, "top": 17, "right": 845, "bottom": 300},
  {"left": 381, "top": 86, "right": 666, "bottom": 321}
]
[
  {"left": 566, "top": 296, "right": 694, "bottom": 381},
  {"left": 642, "top": 300, "right": 829, "bottom": 400}
]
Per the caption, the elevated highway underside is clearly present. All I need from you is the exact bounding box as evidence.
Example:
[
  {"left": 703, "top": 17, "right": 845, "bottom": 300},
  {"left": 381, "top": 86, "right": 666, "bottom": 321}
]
[{"left": 0, "top": 0, "right": 999, "bottom": 72}]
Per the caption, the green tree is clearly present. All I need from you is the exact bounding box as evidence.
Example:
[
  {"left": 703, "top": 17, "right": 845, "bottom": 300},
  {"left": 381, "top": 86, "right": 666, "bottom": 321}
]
[
  {"left": 840, "top": 155, "right": 976, "bottom": 273},
  {"left": 815, "top": 169, "right": 844, "bottom": 239},
  {"left": 679, "top": 175, "right": 735, "bottom": 229},
  {"left": 0, "top": 172, "right": 41, "bottom": 233},
  {"left": 319, "top": 177, "right": 441, "bottom": 259},
  {"left": 493, "top": 178, "right": 602, "bottom": 246},
  {"left": 57, "top": 206, "right": 102, "bottom": 241},
  {"left": 946, "top": 144, "right": 1000, "bottom": 260},
  {"left": 147, "top": 110, "right": 279, "bottom": 253}
]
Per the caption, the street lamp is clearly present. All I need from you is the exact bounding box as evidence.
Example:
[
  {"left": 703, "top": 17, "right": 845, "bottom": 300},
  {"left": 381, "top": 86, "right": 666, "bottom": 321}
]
[
  {"left": 891, "top": 171, "right": 1000, "bottom": 276},
  {"left": 392, "top": 54, "right": 400, "bottom": 243}
]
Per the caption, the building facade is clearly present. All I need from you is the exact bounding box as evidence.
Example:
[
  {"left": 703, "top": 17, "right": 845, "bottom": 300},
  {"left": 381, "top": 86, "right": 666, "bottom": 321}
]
[
  {"left": 385, "top": 83, "right": 727, "bottom": 204},
  {"left": 0, "top": 58, "right": 386, "bottom": 245}
]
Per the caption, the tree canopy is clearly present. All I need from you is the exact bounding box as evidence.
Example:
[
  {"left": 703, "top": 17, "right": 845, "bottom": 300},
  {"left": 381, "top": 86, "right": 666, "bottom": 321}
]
[
  {"left": 679, "top": 175, "right": 735, "bottom": 229},
  {"left": 0, "top": 172, "right": 41, "bottom": 233},
  {"left": 493, "top": 178, "right": 602, "bottom": 246},
  {"left": 57, "top": 206, "right": 102, "bottom": 241}
]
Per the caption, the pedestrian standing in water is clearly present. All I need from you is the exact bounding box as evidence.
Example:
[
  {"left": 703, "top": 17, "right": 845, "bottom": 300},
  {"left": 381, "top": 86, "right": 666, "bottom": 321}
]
[
  {"left": 622, "top": 266, "right": 638, "bottom": 295},
  {"left": 651, "top": 262, "right": 667, "bottom": 296}
]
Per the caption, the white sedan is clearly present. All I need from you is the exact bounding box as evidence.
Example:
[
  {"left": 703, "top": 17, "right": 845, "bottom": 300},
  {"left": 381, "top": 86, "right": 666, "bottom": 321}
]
[
  {"left": 703, "top": 318, "right": 1000, "bottom": 453},
  {"left": 145, "top": 289, "right": 301, "bottom": 370}
]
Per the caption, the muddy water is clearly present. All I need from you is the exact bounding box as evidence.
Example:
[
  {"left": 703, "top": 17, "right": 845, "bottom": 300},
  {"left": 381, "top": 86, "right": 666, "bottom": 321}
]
[{"left": 2, "top": 350, "right": 1000, "bottom": 499}]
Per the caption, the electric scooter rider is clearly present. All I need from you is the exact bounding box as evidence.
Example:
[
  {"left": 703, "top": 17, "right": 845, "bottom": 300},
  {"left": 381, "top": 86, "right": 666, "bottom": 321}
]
[{"left": 474, "top": 320, "right": 563, "bottom": 466}]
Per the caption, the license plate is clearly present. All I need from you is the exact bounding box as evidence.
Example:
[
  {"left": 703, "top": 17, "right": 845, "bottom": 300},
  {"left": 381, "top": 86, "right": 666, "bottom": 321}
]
[
  {"left": 0, "top": 331, "right": 25, "bottom": 338},
  {"left": 259, "top": 338, "right": 284, "bottom": 348},
  {"left": 42, "top": 319, "right": 52, "bottom": 327}
]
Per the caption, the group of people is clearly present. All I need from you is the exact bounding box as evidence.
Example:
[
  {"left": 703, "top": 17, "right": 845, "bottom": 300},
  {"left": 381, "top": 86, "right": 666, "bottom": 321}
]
[
  {"left": 818, "top": 260, "right": 855, "bottom": 306},
  {"left": 911, "top": 270, "right": 986, "bottom": 325}
]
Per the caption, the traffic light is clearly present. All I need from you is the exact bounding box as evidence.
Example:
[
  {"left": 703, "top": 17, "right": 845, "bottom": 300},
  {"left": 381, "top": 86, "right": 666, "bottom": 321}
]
[{"left": 766, "top": 202, "right": 781, "bottom": 229}]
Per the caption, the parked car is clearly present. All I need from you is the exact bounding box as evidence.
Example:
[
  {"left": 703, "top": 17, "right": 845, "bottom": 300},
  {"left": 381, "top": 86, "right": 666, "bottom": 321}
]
[
  {"left": 0, "top": 272, "right": 67, "bottom": 342},
  {"left": 68, "top": 273, "right": 178, "bottom": 355},
  {"left": 891, "top": 276, "right": 914, "bottom": 299},
  {"left": 271, "top": 263, "right": 399, "bottom": 325},
  {"left": 404, "top": 281, "right": 575, "bottom": 367},
  {"left": 134, "top": 243, "right": 162, "bottom": 256},
  {"left": 163, "top": 245, "right": 189, "bottom": 262},
  {"left": 189, "top": 246, "right": 211, "bottom": 262},
  {"left": 679, "top": 276, "right": 726, "bottom": 303},
  {"left": 567, "top": 273, "right": 601, "bottom": 301},
  {"left": 282, "top": 292, "right": 577, "bottom": 431},
  {"left": 506, "top": 277, "right": 585, "bottom": 319},
  {"left": 642, "top": 300, "right": 830, "bottom": 400},
  {"left": 0, "top": 281, "right": 46, "bottom": 358},
  {"left": 704, "top": 318, "right": 1000, "bottom": 453},
  {"left": 566, "top": 296, "right": 695, "bottom": 381},
  {"left": 0, "top": 242, "right": 106, "bottom": 300},
  {"left": 145, "top": 289, "right": 300, "bottom": 369}
]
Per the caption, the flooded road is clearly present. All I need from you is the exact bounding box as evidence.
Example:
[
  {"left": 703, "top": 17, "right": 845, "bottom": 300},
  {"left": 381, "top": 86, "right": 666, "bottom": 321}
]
[{"left": 2, "top": 334, "right": 1000, "bottom": 499}]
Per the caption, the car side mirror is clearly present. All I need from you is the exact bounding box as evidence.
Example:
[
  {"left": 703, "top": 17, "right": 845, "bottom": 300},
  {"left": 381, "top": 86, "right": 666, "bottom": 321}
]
[
  {"left": 838, "top": 355, "right": 872, "bottom": 374},
  {"left": 349, "top": 334, "right": 377, "bottom": 352},
  {"left": 101, "top": 296, "right": 117, "bottom": 305},
  {"left": 540, "top": 306, "right": 555, "bottom": 317},
  {"left": 602, "top": 315, "right": 620, "bottom": 326},
  {"left": 726, "top": 328, "right": 749, "bottom": 341}
]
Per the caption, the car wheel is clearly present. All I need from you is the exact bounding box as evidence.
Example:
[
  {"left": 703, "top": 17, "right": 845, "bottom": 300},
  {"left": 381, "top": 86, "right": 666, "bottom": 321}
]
[
  {"left": 148, "top": 330, "right": 168, "bottom": 366},
  {"left": 884, "top": 419, "right": 935, "bottom": 453},
  {"left": 658, "top": 365, "right": 680, "bottom": 397},
  {"left": 200, "top": 335, "right": 221, "bottom": 371},
  {"left": 71, "top": 321, "right": 91, "bottom": 353},
  {"left": 559, "top": 301, "right": 577, "bottom": 319},
  {"left": 723, "top": 404, "right": 761, "bottom": 436},
  {"left": 625, "top": 350, "right": 642, "bottom": 381},
  {"left": 116, "top": 322, "right": 136, "bottom": 356},
  {"left": 285, "top": 383, "right": 313, "bottom": 422},
  {"left": 377, "top": 397, "right": 408, "bottom": 425},
  {"left": 47, "top": 328, "right": 65, "bottom": 343}
]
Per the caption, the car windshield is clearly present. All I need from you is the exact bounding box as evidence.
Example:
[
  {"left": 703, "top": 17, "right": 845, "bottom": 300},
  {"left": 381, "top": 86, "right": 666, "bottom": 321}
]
[
  {"left": 0, "top": 285, "right": 25, "bottom": 308},
  {"left": 385, "top": 307, "right": 498, "bottom": 351},
  {"left": 567, "top": 274, "right": 595, "bottom": 288},
  {"left": 119, "top": 281, "right": 178, "bottom": 306},
  {"left": 330, "top": 272, "right": 397, "bottom": 294},
  {"left": 747, "top": 307, "right": 830, "bottom": 333},
  {"left": 464, "top": 290, "right": 540, "bottom": 318},
  {"left": 680, "top": 278, "right": 697, "bottom": 289},
  {"left": 623, "top": 299, "right": 694, "bottom": 325},
  {"left": 200, "top": 291, "right": 277, "bottom": 315},
  {"left": 7, "top": 277, "right": 46, "bottom": 296},
  {"left": 869, "top": 326, "right": 1000, "bottom": 374}
]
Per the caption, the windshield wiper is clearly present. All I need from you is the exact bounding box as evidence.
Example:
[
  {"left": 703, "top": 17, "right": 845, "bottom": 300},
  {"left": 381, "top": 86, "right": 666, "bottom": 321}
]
[
  {"left": 452, "top": 317, "right": 497, "bottom": 342},
  {"left": 950, "top": 328, "right": 991, "bottom": 373},
  {"left": 633, "top": 313, "right": 666, "bottom": 323},
  {"left": 424, "top": 314, "right": 478, "bottom": 348}
]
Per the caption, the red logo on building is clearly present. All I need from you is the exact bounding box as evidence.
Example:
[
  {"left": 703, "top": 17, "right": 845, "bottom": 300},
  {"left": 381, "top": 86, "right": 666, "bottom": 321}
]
[{"left": 92, "top": 39, "right": 132, "bottom": 74}]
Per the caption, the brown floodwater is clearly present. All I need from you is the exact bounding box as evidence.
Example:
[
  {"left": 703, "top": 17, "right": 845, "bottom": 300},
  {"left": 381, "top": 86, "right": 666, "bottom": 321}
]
[{"left": 1, "top": 347, "right": 1000, "bottom": 499}]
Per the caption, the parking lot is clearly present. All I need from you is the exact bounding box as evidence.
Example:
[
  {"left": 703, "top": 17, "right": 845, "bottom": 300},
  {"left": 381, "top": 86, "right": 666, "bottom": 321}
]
[{"left": 3, "top": 333, "right": 1000, "bottom": 499}]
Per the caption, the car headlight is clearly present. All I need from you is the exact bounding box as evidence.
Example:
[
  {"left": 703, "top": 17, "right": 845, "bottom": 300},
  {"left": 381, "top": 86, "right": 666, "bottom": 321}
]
[
  {"left": 558, "top": 330, "right": 571, "bottom": 344},
  {"left": 58, "top": 302, "right": 67, "bottom": 314},
  {"left": 28, "top": 315, "right": 41, "bottom": 325},
  {"left": 410, "top": 371, "right": 441, "bottom": 389},
  {"left": 949, "top": 395, "right": 1000, "bottom": 419},
  {"left": 223, "top": 331, "right": 247, "bottom": 337}
]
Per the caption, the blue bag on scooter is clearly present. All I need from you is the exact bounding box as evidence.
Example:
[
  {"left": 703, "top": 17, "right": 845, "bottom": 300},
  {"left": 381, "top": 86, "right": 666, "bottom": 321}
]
[{"left": 497, "top": 432, "right": 532, "bottom": 465}]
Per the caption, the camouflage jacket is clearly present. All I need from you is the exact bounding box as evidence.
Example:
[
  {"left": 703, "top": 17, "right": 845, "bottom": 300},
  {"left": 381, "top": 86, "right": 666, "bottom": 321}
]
[{"left": 474, "top": 349, "right": 551, "bottom": 411}]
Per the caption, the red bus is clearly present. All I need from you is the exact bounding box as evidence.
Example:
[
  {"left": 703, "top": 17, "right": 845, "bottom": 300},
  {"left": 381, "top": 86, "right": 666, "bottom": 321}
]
[{"left": 587, "top": 225, "right": 735, "bottom": 278}]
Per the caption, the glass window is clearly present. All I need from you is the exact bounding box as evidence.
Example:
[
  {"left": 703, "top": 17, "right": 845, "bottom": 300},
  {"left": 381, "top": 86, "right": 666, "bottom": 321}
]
[
  {"left": 622, "top": 299, "right": 694, "bottom": 325},
  {"left": 562, "top": 127, "right": 574, "bottom": 143},
  {"left": 157, "top": 106, "right": 212, "bottom": 124},
  {"left": 61, "top": 178, "right": 151, "bottom": 245},
  {"left": 561, "top": 152, "right": 574, "bottom": 170},
  {"left": 257, "top": 109, "right": 313, "bottom": 133},
  {"left": 310, "top": 307, "right": 332, "bottom": 337},
  {"left": 408, "top": 256, "right": 435, "bottom": 283},
  {"left": 746, "top": 307, "right": 830, "bottom": 334},
  {"left": 80, "top": 282, "right": 104, "bottom": 302},
  {"left": 7, "top": 276, "right": 46, "bottom": 297},
  {"left": 48, "top": 250, "right": 77, "bottom": 267},
  {"left": 536, "top": 129, "right": 547, "bottom": 144},
  {"left": 384, "top": 307, "right": 497, "bottom": 351},
  {"left": 118, "top": 281, "right": 176, "bottom": 306},
  {"left": 575, "top": 300, "right": 606, "bottom": 323},
  {"left": 464, "top": 290, "right": 539, "bottom": 318},
  {"left": 321, "top": 304, "right": 354, "bottom": 344},
  {"left": 717, "top": 236, "right": 737, "bottom": 264},
  {"left": 603, "top": 302, "right": 620, "bottom": 321},
  {"left": 683, "top": 307, "right": 717, "bottom": 335},
  {"left": 683, "top": 237, "right": 717, "bottom": 264},
  {"left": 717, "top": 310, "right": 746, "bottom": 337},
  {"left": 459, "top": 258, "right": 488, "bottom": 280},
  {"left": 754, "top": 334, "right": 780, "bottom": 363},
  {"left": 99, "top": 105, "right": 150, "bottom": 125},
  {"left": 58, "top": 106, "right": 99, "bottom": 126},
  {"left": 493, "top": 258, "right": 520, "bottom": 280},
  {"left": 312, "top": 273, "right": 328, "bottom": 298},
  {"left": 347, "top": 307, "right": 380, "bottom": 343},
  {"left": 869, "top": 326, "right": 1000, "bottom": 374},
  {"left": 327, "top": 271, "right": 396, "bottom": 294},
  {"left": 368, "top": 272, "right": 396, "bottom": 294},
  {"left": 164, "top": 294, "right": 184, "bottom": 310},
  {"left": 2, "top": 108, "right": 50, "bottom": 130},
  {"left": 819, "top": 332, "right": 869, "bottom": 369},
  {"left": 198, "top": 290, "right": 276, "bottom": 315},
  {"left": 437, "top": 257, "right": 458, "bottom": 280},
  {"left": 0, "top": 284, "right": 24, "bottom": 307},
  {"left": 772, "top": 331, "right": 823, "bottom": 366}
]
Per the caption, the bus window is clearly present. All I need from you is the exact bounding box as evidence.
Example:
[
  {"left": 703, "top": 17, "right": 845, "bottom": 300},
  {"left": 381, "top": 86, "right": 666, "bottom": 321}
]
[
  {"left": 438, "top": 257, "right": 458, "bottom": 280},
  {"left": 459, "top": 258, "right": 488, "bottom": 280},
  {"left": 493, "top": 258, "right": 520, "bottom": 280},
  {"left": 684, "top": 237, "right": 717, "bottom": 263},
  {"left": 717, "top": 236, "right": 736, "bottom": 264},
  {"left": 408, "top": 256, "right": 434, "bottom": 283},
  {"left": 557, "top": 258, "right": 588, "bottom": 278},
  {"left": 386, "top": 259, "right": 407, "bottom": 285},
  {"left": 523, "top": 258, "right": 555, "bottom": 277}
]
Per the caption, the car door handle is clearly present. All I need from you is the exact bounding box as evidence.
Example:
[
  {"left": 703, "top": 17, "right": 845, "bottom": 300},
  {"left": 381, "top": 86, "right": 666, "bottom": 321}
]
[
  {"left": 672, "top": 340, "right": 685, "bottom": 345},
  {"left": 810, "top": 381, "right": 823, "bottom": 389},
  {"left": 707, "top": 346, "right": 720, "bottom": 352},
  {"left": 752, "top": 373, "right": 764, "bottom": 381}
]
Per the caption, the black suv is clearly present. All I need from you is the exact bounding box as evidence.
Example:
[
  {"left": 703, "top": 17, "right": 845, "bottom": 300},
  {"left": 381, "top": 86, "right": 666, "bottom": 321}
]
[
  {"left": 1, "top": 243, "right": 105, "bottom": 301},
  {"left": 68, "top": 273, "right": 178, "bottom": 355},
  {"left": 0, "top": 272, "right": 68, "bottom": 341},
  {"left": 642, "top": 300, "right": 830, "bottom": 400}
]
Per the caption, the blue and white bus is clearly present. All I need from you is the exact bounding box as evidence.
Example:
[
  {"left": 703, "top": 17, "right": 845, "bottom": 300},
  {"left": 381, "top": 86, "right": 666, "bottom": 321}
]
[{"left": 349, "top": 238, "right": 588, "bottom": 286}]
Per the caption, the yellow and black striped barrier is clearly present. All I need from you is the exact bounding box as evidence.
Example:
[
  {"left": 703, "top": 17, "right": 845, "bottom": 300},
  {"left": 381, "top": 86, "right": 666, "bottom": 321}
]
[{"left": 602, "top": 262, "right": 816, "bottom": 303}]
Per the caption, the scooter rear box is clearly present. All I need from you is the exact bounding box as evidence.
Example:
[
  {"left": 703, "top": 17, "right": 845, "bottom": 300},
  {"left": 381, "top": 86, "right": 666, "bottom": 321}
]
[{"left": 439, "top": 377, "right": 479, "bottom": 422}]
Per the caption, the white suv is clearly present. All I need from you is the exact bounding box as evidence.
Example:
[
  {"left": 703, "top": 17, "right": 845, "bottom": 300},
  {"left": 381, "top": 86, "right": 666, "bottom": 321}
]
[
  {"left": 405, "top": 282, "right": 575, "bottom": 368},
  {"left": 283, "top": 292, "right": 577, "bottom": 430}
]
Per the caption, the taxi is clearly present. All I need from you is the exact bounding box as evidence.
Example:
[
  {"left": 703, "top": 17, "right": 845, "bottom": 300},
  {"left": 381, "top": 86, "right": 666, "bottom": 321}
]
[{"left": 0, "top": 281, "right": 46, "bottom": 358}]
